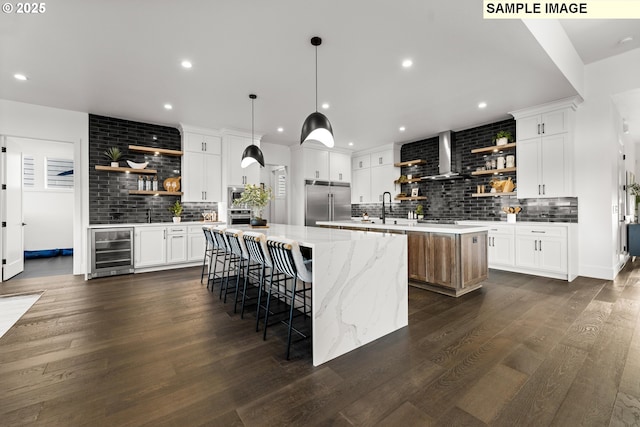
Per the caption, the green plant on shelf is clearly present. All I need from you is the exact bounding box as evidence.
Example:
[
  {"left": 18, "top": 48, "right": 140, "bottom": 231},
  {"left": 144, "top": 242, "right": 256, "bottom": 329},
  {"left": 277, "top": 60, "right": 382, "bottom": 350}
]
[
  {"left": 492, "top": 130, "right": 513, "bottom": 143},
  {"left": 104, "top": 147, "right": 123, "bottom": 162},
  {"left": 168, "top": 200, "right": 183, "bottom": 217},
  {"left": 415, "top": 204, "right": 424, "bottom": 216}
]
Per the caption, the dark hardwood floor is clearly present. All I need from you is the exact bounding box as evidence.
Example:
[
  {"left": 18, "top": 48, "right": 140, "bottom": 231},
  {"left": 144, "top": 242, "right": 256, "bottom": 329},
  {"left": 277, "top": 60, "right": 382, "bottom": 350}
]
[{"left": 2, "top": 262, "right": 640, "bottom": 426}]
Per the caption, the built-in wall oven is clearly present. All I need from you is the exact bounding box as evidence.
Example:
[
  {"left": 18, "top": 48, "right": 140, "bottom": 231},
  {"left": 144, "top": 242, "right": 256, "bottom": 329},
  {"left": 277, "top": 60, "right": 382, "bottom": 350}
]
[
  {"left": 90, "top": 227, "right": 134, "bottom": 278},
  {"left": 228, "top": 208, "right": 251, "bottom": 225}
]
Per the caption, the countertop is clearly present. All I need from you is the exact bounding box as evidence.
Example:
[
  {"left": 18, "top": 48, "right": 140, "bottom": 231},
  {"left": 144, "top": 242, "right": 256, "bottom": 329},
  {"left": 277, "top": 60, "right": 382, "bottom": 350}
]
[
  {"left": 456, "top": 220, "right": 574, "bottom": 227},
  {"left": 88, "top": 221, "right": 225, "bottom": 229},
  {"left": 315, "top": 220, "right": 488, "bottom": 235}
]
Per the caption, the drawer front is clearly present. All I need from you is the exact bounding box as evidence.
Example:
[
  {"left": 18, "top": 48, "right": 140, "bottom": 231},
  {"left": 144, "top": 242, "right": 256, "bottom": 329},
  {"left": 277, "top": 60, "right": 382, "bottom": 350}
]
[
  {"left": 486, "top": 225, "right": 515, "bottom": 236},
  {"left": 167, "top": 226, "right": 187, "bottom": 234},
  {"left": 516, "top": 225, "right": 567, "bottom": 237}
]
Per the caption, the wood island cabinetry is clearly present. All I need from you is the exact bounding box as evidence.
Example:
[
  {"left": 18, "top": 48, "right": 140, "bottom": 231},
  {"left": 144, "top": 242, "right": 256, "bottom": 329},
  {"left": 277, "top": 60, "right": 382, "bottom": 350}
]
[{"left": 408, "top": 231, "right": 487, "bottom": 296}]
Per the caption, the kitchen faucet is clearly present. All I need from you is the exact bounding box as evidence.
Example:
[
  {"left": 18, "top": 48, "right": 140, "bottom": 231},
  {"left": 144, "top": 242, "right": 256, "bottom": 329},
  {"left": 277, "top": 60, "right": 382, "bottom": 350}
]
[
  {"left": 382, "top": 192, "right": 392, "bottom": 224},
  {"left": 146, "top": 208, "right": 151, "bottom": 223}
]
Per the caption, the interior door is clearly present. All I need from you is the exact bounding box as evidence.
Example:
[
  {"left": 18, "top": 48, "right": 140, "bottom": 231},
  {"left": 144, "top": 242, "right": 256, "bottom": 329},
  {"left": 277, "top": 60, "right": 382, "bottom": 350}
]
[{"left": 2, "top": 137, "right": 25, "bottom": 280}]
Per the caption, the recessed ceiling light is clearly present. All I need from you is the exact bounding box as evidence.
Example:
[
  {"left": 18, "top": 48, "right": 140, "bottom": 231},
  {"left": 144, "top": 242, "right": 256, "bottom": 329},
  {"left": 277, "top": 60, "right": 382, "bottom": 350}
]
[
  {"left": 164, "top": 104, "right": 173, "bottom": 110},
  {"left": 277, "top": 127, "right": 284, "bottom": 132},
  {"left": 619, "top": 36, "right": 634, "bottom": 45},
  {"left": 321, "top": 103, "right": 330, "bottom": 109},
  {"left": 14, "top": 73, "right": 27, "bottom": 81},
  {"left": 478, "top": 102, "right": 487, "bottom": 109},
  {"left": 402, "top": 59, "right": 413, "bottom": 68},
  {"left": 399, "top": 126, "right": 406, "bottom": 132},
  {"left": 181, "top": 60, "right": 192, "bottom": 69},
  {"left": 348, "top": 142, "right": 354, "bottom": 146}
]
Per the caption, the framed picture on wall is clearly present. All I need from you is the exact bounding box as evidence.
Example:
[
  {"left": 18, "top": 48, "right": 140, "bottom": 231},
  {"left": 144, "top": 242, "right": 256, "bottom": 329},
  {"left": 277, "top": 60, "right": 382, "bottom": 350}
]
[{"left": 411, "top": 188, "right": 419, "bottom": 197}]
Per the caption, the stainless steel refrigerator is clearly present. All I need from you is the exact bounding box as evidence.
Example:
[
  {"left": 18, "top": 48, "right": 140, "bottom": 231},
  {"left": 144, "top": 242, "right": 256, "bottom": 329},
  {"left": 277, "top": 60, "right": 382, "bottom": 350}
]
[{"left": 305, "top": 180, "right": 351, "bottom": 226}]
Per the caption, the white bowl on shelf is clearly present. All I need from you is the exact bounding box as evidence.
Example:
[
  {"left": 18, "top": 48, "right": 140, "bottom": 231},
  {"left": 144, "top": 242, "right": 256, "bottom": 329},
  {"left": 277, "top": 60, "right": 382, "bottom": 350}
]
[{"left": 127, "top": 160, "right": 148, "bottom": 169}]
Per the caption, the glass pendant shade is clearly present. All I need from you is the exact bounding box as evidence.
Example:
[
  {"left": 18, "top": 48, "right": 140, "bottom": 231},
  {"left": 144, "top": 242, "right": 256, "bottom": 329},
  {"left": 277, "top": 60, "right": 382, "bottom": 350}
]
[
  {"left": 301, "top": 111, "right": 334, "bottom": 148},
  {"left": 241, "top": 144, "right": 264, "bottom": 168}
]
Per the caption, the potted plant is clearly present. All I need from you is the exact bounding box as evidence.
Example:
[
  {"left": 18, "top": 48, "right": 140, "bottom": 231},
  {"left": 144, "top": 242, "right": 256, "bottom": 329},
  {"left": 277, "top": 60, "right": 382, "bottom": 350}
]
[
  {"left": 233, "top": 184, "right": 273, "bottom": 226},
  {"left": 104, "top": 147, "right": 123, "bottom": 167},
  {"left": 168, "top": 200, "right": 183, "bottom": 223},
  {"left": 493, "top": 130, "right": 513, "bottom": 146},
  {"left": 416, "top": 204, "right": 424, "bottom": 220}
]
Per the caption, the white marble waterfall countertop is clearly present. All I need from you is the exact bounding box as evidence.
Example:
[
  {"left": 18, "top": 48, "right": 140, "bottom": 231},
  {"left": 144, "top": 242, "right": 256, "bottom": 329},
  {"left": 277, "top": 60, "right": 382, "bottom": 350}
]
[
  {"left": 315, "top": 220, "right": 488, "bottom": 234},
  {"left": 236, "top": 223, "right": 408, "bottom": 367}
]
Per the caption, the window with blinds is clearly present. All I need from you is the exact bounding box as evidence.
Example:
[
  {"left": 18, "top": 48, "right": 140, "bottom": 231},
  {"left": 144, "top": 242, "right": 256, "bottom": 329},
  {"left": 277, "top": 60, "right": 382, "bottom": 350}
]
[
  {"left": 46, "top": 158, "right": 74, "bottom": 189},
  {"left": 23, "top": 155, "right": 35, "bottom": 188}
]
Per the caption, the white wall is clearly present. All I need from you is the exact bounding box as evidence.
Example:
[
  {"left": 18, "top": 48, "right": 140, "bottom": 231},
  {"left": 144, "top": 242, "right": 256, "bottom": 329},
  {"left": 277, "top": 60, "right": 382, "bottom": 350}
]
[
  {"left": 19, "top": 138, "right": 74, "bottom": 251},
  {"left": 0, "top": 99, "right": 88, "bottom": 274},
  {"left": 574, "top": 49, "right": 640, "bottom": 279}
]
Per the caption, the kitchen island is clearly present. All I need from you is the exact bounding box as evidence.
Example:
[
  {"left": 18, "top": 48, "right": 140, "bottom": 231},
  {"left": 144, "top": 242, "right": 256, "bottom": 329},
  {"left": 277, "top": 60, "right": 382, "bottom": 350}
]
[
  {"left": 235, "top": 224, "right": 408, "bottom": 367},
  {"left": 317, "top": 221, "right": 489, "bottom": 297}
]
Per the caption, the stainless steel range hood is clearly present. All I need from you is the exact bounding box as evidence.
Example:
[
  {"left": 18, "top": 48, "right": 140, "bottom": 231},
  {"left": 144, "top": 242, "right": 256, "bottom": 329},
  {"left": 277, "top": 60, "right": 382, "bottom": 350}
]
[{"left": 421, "top": 131, "right": 466, "bottom": 180}]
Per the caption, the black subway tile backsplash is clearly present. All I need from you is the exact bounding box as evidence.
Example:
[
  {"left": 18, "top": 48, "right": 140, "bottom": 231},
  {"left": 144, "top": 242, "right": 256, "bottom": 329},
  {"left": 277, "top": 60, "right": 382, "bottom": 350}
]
[
  {"left": 89, "top": 114, "right": 216, "bottom": 224},
  {"left": 352, "top": 118, "right": 578, "bottom": 223}
]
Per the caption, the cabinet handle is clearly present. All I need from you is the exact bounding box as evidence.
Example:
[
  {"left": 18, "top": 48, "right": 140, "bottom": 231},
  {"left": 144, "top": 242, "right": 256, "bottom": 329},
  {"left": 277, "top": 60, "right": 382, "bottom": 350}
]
[
  {"left": 538, "top": 184, "right": 541, "bottom": 195},
  {"left": 537, "top": 124, "right": 540, "bottom": 135},
  {"left": 203, "top": 191, "right": 207, "bottom": 200},
  {"left": 316, "top": 171, "right": 319, "bottom": 179},
  {"left": 531, "top": 230, "right": 546, "bottom": 233},
  {"left": 201, "top": 142, "right": 204, "bottom": 151},
  {"left": 534, "top": 240, "right": 537, "bottom": 251},
  {"left": 379, "top": 157, "right": 383, "bottom": 164},
  {"left": 164, "top": 230, "right": 166, "bottom": 239},
  {"left": 359, "top": 161, "right": 362, "bottom": 168},
  {"left": 539, "top": 239, "right": 542, "bottom": 251},
  {"left": 542, "top": 184, "right": 545, "bottom": 195},
  {"left": 542, "top": 123, "right": 545, "bottom": 134},
  {"left": 339, "top": 173, "right": 343, "bottom": 181}
]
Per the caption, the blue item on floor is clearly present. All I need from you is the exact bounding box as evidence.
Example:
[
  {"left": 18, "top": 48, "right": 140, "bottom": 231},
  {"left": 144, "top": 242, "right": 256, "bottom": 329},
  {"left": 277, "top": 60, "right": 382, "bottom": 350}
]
[{"left": 24, "top": 248, "right": 73, "bottom": 259}]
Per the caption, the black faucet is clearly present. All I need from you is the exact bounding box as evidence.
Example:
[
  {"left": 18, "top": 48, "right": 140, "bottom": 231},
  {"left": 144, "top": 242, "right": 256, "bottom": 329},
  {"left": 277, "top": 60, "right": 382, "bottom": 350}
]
[
  {"left": 146, "top": 209, "right": 151, "bottom": 223},
  {"left": 382, "top": 191, "right": 392, "bottom": 224}
]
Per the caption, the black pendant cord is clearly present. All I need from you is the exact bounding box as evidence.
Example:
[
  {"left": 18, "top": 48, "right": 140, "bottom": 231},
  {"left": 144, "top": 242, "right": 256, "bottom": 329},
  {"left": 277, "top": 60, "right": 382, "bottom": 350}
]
[
  {"left": 252, "top": 97, "right": 254, "bottom": 145},
  {"left": 315, "top": 44, "right": 318, "bottom": 113}
]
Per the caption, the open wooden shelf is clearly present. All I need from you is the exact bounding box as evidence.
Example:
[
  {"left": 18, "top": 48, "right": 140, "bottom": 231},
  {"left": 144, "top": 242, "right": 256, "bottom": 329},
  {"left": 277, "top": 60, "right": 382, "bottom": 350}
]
[
  {"left": 395, "top": 196, "right": 427, "bottom": 201},
  {"left": 128, "top": 190, "right": 183, "bottom": 196},
  {"left": 95, "top": 165, "right": 158, "bottom": 174},
  {"left": 395, "top": 178, "right": 423, "bottom": 184},
  {"left": 128, "top": 145, "right": 183, "bottom": 156},
  {"left": 471, "top": 167, "right": 517, "bottom": 176},
  {"left": 471, "top": 192, "right": 517, "bottom": 197},
  {"left": 394, "top": 159, "right": 426, "bottom": 167},
  {"left": 471, "top": 142, "right": 517, "bottom": 154}
]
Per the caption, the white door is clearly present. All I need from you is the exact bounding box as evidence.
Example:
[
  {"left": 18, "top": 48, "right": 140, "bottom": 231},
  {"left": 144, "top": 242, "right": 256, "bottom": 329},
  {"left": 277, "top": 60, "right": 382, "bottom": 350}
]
[
  {"left": 490, "top": 234, "right": 515, "bottom": 267},
  {"left": 515, "top": 234, "right": 539, "bottom": 269},
  {"left": 203, "top": 153, "right": 222, "bottom": 202},
  {"left": 540, "top": 134, "right": 567, "bottom": 197},
  {"left": 182, "top": 151, "right": 205, "bottom": 202},
  {"left": 2, "top": 137, "right": 25, "bottom": 281},
  {"left": 167, "top": 233, "right": 187, "bottom": 264},
  {"left": 329, "top": 152, "right": 351, "bottom": 183},
  {"left": 541, "top": 110, "right": 568, "bottom": 136},
  {"left": 538, "top": 236, "right": 567, "bottom": 273},
  {"left": 351, "top": 168, "right": 370, "bottom": 204},
  {"left": 516, "top": 139, "right": 540, "bottom": 199},
  {"left": 516, "top": 115, "right": 542, "bottom": 140},
  {"left": 134, "top": 227, "right": 166, "bottom": 268}
]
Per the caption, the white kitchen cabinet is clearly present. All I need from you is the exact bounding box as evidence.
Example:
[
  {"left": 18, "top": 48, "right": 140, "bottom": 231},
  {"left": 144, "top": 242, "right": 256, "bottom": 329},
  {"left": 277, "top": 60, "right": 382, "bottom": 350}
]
[
  {"left": 182, "top": 151, "right": 221, "bottom": 202},
  {"left": 303, "top": 148, "right": 330, "bottom": 181},
  {"left": 370, "top": 149, "right": 394, "bottom": 166},
  {"left": 516, "top": 109, "right": 568, "bottom": 140},
  {"left": 329, "top": 152, "right": 351, "bottom": 183},
  {"left": 135, "top": 226, "right": 167, "bottom": 268},
  {"left": 515, "top": 226, "right": 567, "bottom": 274},
  {"left": 352, "top": 154, "right": 371, "bottom": 171},
  {"left": 187, "top": 225, "right": 206, "bottom": 262},
  {"left": 352, "top": 168, "right": 371, "bottom": 204},
  {"left": 517, "top": 133, "right": 569, "bottom": 198},
  {"left": 166, "top": 226, "right": 187, "bottom": 264},
  {"left": 512, "top": 100, "right": 578, "bottom": 199},
  {"left": 370, "top": 164, "right": 397, "bottom": 203},
  {"left": 181, "top": 127, "right": 222, "bottom": 202},
  {"left": 225, "top": 134, "right": 260, "bottom": 186},
  {"left": 184, "top": 132, "right": 222, "bottom": 154},
  {"left": 486, "top": 225, "right": 515, "bottom": 267}
]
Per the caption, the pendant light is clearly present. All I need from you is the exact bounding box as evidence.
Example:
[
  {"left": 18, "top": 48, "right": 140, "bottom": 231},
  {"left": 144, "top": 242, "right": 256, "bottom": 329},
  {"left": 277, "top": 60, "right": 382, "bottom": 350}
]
[
  {"left": 241, "top": 94, "right": 265, "bottom": 168},
  {"left": 300, "top": 36, "right": 334, "bottom": 148}
]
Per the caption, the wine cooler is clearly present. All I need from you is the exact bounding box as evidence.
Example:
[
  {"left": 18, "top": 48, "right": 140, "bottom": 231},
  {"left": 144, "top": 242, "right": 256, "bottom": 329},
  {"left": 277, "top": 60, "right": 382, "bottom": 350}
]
[{"left": 90, "top": 227, "right": 134, "bottom": 279}]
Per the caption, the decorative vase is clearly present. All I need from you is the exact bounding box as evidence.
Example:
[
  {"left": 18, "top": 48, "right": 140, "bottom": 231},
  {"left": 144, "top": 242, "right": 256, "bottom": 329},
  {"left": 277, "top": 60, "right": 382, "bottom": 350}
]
[
  {"left": 496, "top": 137, "right": 508, "bottom": 146},
  {"left": 111, "top": 161, "right": 119, "bottom": 167},
  {"left": 251, "top": 218, "right": 267, "bottom": 227},
  {"left": 173, "top": 217, "right": 181, "bottom": 223}
]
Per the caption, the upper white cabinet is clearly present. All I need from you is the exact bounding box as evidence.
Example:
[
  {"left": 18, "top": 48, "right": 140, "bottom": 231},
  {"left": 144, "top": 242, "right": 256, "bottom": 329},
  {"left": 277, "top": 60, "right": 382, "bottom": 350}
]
[
  {"left": 180, "top": 126, "right": 223, "bottom": 202},
  {"left": 511, "top": 98, "right": 579, "bottom": 199},
  {"left": 329, "top": 152, "right": 351, "bottom": 183},
  {"left": 303, "top": 148, "right": 330, "bottom": 180},
  {"left": 224, "top": 133, "right": 260, "bottom": 186},
  {"left": 350, "top": 145, "right": 400, "bottom": 204}
]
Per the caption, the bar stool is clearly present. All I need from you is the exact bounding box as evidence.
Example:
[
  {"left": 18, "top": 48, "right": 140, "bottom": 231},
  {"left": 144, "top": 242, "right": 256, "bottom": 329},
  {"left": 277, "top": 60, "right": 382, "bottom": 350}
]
[
  {"left": 200, "top": 226, "right": 215, "bottom": 285},
  {"left": 208, "top": 225, "right": 228, "bottom": 293},
  {"left": 265, "top": 236, "right": 313, "bottom": 360},
  {"left": 242, "top": 232, "right": 273, "bottom": 323},
  {"left": 224, "top": 228, "right": 260, "bottom": 310}
]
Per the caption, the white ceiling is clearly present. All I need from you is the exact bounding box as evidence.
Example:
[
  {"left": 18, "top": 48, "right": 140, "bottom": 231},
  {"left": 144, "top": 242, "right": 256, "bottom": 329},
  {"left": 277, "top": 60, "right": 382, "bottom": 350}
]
[
  {"left": 0, "top": 1, "right": 632, "bottom": 152},
  {"left": 560, "top": 20, "right": 640, "bottom": 65}
]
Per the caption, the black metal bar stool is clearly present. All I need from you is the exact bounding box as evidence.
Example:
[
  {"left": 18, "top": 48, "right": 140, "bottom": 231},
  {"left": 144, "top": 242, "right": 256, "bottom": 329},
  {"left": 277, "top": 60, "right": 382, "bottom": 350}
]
[
  {"left": 209, "top": 225, "right": 229, "bottom": 293},
  {"left": 242, "top": 231, "right": 273, "bottom": 323},
  {"left": 200, "top": 226, "right": 215, "bottom": 285},
  {"left": 265, "top": 236, "right": 313, "bottom": 360}
]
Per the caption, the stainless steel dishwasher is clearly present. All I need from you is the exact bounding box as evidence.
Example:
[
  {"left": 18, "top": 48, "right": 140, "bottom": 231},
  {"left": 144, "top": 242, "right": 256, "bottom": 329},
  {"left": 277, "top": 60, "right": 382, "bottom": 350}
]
[{"left": 90, "top": 227, "right": 134, "bottom": 278}]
